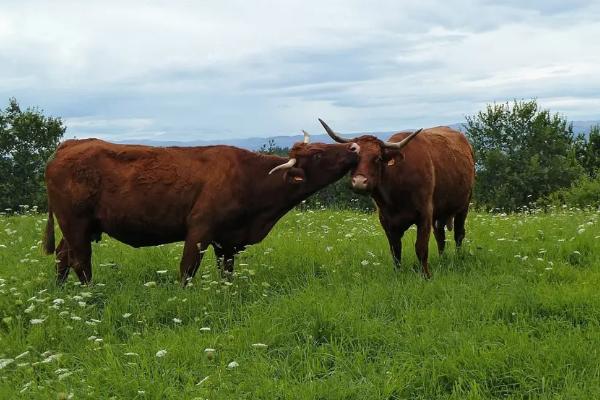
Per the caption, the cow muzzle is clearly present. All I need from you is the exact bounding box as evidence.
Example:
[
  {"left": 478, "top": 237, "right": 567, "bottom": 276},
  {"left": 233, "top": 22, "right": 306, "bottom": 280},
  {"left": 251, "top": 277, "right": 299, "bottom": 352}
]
[{"left": 351, "top": 175, "right": 369, "bottom": 192}]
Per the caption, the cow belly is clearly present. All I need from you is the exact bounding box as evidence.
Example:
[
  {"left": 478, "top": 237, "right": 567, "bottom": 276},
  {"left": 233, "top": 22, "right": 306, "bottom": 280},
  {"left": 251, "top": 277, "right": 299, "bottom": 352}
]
[
  {"left": 103, "top": 226, "right": 185, "bottom": 248},
  {"left": 99, "top": 216, "right": 186, "bottom": 248}
]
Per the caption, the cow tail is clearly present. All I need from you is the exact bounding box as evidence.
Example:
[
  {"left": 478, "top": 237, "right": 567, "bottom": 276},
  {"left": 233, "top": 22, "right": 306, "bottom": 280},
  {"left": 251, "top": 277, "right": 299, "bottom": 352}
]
[{"left": 43, "top": 208, "right": 56, "bottom": 255}]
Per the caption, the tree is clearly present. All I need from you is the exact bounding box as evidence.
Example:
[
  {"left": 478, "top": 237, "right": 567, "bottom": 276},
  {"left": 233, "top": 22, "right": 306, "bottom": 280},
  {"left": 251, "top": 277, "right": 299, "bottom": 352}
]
[
  {"left": 574, "top": 125, "right": 600, "bottom": 177},
  {"left": 465, "top": 99, "right": 583, "bottom": 211},
  {"left": 0, "top": 98, "right": 66, "bottom": 211}
]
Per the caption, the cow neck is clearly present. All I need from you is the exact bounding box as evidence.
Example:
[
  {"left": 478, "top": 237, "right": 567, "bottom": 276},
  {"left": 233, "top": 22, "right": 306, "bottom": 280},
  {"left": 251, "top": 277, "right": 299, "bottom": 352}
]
[{"left": 372, "top": 168, "right": 396, "bottom": 207}]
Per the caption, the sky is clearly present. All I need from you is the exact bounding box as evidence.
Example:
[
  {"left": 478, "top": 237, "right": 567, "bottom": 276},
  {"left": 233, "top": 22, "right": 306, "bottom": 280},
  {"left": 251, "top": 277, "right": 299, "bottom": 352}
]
[{"left": 1, "top": 0, "right": 599, "bottom": 141}]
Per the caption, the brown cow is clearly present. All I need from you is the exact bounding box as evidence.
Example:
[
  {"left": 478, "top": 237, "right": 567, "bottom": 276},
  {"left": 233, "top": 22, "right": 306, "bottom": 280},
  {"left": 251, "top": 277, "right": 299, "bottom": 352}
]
[
  {"left": 319, "top": 119, "right": 475, "bottom": 278},
  {"left": 43, "top": 132, "right": 359, "bottom": 286}
]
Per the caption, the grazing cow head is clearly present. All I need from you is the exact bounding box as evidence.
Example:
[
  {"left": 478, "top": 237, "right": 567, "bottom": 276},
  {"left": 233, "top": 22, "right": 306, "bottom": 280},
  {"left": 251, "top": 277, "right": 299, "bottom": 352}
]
[
  {"left": 318, "top": 119, "right": 422, "bottom": 193},
  {"left": 269, "top": 130, "right": 360, "bottom": 186}
]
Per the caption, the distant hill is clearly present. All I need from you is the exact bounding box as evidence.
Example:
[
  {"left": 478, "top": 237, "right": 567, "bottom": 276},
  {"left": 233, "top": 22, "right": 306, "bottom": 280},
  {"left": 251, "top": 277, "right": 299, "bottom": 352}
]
[{"left": 116, "top": 120, "right": 599, "bottom": 150}]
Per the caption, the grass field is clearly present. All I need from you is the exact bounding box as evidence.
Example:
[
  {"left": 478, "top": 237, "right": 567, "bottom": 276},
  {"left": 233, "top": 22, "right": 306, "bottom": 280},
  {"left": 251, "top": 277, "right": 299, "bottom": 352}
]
[{"left": 0, "top": 208, "right": 599, "bottom": 399}]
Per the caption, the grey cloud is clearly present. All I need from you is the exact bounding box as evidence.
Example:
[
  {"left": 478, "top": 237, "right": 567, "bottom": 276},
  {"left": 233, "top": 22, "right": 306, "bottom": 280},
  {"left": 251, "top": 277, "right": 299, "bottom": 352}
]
[{"left": 0, "top": 1, "right": 599, "bottom": 141}]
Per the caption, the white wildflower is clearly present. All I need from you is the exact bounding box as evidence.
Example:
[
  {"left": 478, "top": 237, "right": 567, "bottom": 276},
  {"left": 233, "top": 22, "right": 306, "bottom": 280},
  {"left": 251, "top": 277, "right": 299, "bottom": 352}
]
[
  {"left": 227, "top": 361, "right": 239, "bottom": 369},
  {"left": 58, "top": 371, "right": 73, "bottom": 380},
  {"left": 41, "top": 353, "right": 62, "bottom": 363},
  {"left": 156, "top": 349, "right": 167, "bottom": 357}
]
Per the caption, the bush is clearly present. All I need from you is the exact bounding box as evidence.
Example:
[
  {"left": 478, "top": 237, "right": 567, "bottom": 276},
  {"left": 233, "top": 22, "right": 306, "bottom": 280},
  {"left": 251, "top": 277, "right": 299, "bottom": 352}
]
[{"left": 543, "top": 173, "right": 600, "bottom": 209}]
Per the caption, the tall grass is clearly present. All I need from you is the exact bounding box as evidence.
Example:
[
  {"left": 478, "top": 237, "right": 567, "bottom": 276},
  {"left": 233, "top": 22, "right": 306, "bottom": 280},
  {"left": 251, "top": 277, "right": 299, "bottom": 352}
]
[{"left": 0, "top": 208, "right": 599, "bottom": 399}]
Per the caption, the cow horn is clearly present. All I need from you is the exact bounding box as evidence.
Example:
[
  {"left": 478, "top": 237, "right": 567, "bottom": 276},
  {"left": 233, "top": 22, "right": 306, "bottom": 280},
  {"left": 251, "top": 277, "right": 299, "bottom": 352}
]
[
  {"left": 268, "top": 158, "right": 297, "bottom": 175},
  {"left": 302, "top": 130, "right": 310, "bottom": 144},
  {"left": 318, "top": 118, "right": 351, "bottom": 143},
  {"left": 383, "top": 129, "right": 423, "bottom": 149}
]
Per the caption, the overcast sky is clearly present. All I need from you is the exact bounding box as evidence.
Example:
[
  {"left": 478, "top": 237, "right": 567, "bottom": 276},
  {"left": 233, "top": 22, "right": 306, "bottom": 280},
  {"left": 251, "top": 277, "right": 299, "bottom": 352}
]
[{"left": 1, "top": 1, "right": 599, "bottom": 141}]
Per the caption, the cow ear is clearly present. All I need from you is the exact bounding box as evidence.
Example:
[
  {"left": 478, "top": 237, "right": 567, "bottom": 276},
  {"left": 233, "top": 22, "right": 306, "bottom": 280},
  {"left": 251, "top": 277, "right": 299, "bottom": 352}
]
[{"left": 383, "top": 149, "right": 404, "bottom": 166}]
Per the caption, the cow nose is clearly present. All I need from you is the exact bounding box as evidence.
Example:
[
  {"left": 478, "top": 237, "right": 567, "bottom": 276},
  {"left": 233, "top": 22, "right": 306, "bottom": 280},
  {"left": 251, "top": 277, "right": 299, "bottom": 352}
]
[{"left": 352, "top": 175, "right": 368, "bottom": 190}]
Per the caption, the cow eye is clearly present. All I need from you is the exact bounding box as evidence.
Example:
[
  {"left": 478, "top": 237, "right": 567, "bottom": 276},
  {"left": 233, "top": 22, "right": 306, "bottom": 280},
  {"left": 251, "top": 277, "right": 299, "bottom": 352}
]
[
  {"left": 375, "top": 156, "right": 382, "bottom": 163},
  {"left": 313, "top": 153, "right": 322, "bottom": 160}
]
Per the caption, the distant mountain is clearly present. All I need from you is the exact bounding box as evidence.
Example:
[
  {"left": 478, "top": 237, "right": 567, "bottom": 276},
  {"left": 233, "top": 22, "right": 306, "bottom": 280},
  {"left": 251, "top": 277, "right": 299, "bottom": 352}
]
[{"left": 116, "top": 120, "right": 600, "bottom": 150}]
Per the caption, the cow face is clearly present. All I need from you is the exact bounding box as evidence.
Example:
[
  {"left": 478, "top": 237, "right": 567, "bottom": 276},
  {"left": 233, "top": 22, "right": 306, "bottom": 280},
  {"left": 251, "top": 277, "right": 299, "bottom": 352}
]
[
  {"left": 268, "top": 129, "right": 360, "bottom": 186},
  {"left": 284, "top": 142, "right": 360, "bottom": 186},
  {"left": 348, "top": 136, "right": 390, "bottom": 193},
  {"left": 317, "top": 119, "right": 423, "bottom": 193}
]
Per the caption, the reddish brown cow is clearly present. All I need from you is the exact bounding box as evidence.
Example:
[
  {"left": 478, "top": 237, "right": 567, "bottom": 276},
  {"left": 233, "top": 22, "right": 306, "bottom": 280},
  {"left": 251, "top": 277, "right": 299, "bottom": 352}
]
[
  {"left": 43, "top": 133, "right": 359, "bottom": 286},
  {"left": 319, "top": 119, "right": 475, "bottom": 278}
]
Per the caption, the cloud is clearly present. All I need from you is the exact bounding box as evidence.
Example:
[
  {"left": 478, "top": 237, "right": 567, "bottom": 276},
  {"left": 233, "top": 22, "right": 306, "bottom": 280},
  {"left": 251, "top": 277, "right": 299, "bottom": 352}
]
[{"left": 0, "top": 0, "right": 599, "bottom": 140}]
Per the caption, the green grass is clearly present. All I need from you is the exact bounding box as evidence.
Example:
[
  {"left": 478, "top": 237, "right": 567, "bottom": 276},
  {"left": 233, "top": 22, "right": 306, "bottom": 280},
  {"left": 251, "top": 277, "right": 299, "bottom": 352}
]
[{"left": 1, "top": 208, "right": 599, "bottom": 399}]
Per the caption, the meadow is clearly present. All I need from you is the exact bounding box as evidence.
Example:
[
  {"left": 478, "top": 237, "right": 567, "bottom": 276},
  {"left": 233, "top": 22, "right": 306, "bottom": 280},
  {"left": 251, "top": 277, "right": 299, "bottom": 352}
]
[{"left": 0, "top": 208, "right": 599, "bottom": 399}]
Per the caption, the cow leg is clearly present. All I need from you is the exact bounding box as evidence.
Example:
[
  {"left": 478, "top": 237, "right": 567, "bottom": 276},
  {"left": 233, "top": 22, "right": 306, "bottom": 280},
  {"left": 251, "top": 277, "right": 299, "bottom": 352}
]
[
  {"left": 415, "top": 214, "right": 433, "bottom": 279},
  {"left": 454, "top": 208, "right": 469, "bottom": 248},
  {"left": 380, "top": 215, "right": 412, "bottom": 270},
  {"left": 180, "top": 234, "right": 209, "bottom": 287},
  {"left": 69, "top": 238, "right": 92, "bottom": 285},
  {"left": 59, "top": 220, "right": 93, "bottom": 285},
  {"left": 433, "top": 219, "right": 446, "bottom": 255},
  {"left": 55, "top": 239, "right": 71, "bottom": 285},
  {"left": 388, "top": 230, "right": 402, "bottom": 269},
  {"left": 214, "top": 246, "right": 235, "bottom": 280},
  {"left": 382, "top": 226, "right": 403, "bottom": 269},
  {"left": 63, "top": 238, "right": 92, "bottom": 285}
]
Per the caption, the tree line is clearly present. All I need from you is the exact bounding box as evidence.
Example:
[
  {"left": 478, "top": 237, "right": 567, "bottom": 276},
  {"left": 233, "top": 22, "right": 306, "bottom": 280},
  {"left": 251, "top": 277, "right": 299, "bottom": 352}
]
[{"left": 1, "top": 98, "right": 599, "bottom": 213}]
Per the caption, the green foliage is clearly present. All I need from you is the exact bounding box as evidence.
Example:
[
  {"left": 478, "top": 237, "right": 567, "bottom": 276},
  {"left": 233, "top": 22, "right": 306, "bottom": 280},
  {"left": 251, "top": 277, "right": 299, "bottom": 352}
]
[
  {"left": 543, "top": 173, "right": 600, "bottom": 208},
  {"left": 257, "top": 139, "right": 288, "bottom": 156},
  {"left": 465, "top": 99, "right": 583, "bottom": 211},
  {"left": 574, "top": 125, "right": 600, "bottom": 178},
  {"left": 1, "top": 209, "right": 599, "bottom": 398},
  {"left": 0, "top": 98, "right": 65, "bottom": 211}
]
